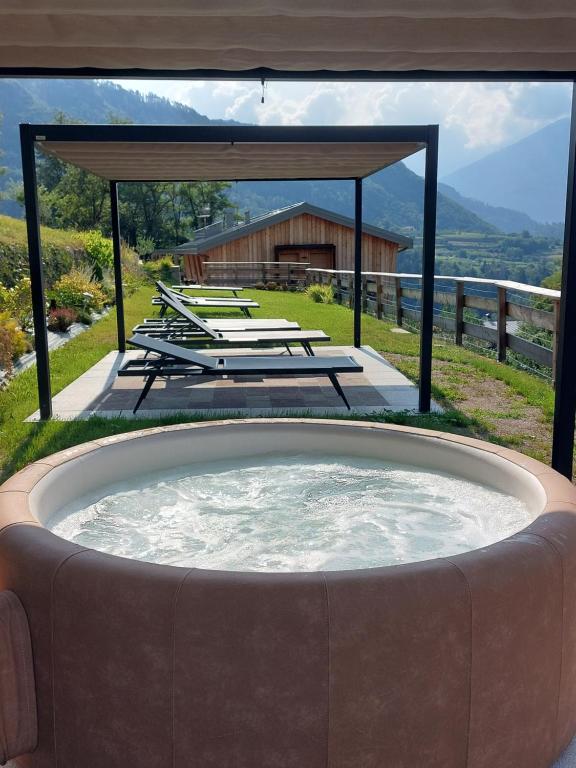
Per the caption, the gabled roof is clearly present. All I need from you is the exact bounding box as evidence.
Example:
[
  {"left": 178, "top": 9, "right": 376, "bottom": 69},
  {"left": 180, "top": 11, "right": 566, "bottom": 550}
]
[{"left": 172, "top": 202, "right": 413, "bottom": 254}]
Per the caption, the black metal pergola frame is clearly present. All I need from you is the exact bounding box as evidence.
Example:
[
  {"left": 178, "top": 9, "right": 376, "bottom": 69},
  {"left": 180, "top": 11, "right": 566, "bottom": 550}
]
[{"left": 18, "top": 122, "right": 438, "bottom": 422}]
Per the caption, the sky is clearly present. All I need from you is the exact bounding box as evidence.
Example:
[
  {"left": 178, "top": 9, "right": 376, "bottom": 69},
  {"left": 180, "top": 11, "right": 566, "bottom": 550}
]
[{"left": 112, "top": 79, "right": 573, "bottom": 177}]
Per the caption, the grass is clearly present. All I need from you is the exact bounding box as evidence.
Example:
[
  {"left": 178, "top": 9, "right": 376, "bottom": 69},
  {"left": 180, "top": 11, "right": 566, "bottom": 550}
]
[
  {"left": 0, "top": 285, "right": 558, "bottom": 480},
  {"left": 0, "top": 214, "right": 86, "bottom": 250}
]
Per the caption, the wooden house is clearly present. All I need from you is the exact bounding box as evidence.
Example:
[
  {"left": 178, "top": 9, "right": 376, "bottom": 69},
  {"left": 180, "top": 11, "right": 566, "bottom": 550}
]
[{"left": 170, "top": 202, "right": 412, "bottom": 285}]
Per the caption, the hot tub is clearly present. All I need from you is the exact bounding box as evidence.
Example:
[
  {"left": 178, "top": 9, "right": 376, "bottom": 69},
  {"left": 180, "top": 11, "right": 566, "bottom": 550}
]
[{"left": 1, "top": 419, "right": 576, "bottom": 768}]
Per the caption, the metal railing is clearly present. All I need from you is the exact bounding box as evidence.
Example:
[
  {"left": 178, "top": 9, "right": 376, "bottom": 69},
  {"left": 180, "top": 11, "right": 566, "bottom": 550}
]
[{"left": 306, "top": 268, "right": 561, "bottom": 379}]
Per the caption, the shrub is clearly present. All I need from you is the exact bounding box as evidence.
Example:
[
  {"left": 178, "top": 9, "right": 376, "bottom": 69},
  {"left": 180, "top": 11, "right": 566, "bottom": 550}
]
[
  {"left": 50, "top": 268, "right": 106, "bottom": 313},
  {"left": 265, "top": 281, "right": 279, "bottom": 291},
  {"left": 121, "top": 242, "right": 146, "bottom": 295},
  {"left": 254, "top": 282, "right": 265, "bottom": 290},
  {"left": 76, "top": 309, "right": 94, "bottom": 326},
  {"left": 305, "top": 283, "right": 334, "bottom": 304},
  {"left": 0, "top": 312, "right": 30, "bottom": 374},
  {"left": 80, "top": 230, "right": 114, "bottom": 281},
  {"left": 143, "top": 256, "right": 174, "bottom": 283},
  {"left": 0, "top": 277, "right": 33, "bottom": 331},
  {"left": 136, "top": 235, "right": 156, "bottom": 258},
  {"left": 47, "top": 307, "right": 78, "bottom": 332}
]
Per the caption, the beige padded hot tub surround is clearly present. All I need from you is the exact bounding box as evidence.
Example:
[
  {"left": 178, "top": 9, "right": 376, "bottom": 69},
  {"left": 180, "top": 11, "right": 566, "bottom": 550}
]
[{"left": 1, "top": 419, "right": 576, "bottom": 767}]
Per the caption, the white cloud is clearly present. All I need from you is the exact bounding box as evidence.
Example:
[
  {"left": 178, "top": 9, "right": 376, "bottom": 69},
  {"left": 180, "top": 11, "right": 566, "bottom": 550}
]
[{"left": 112, "top": 79, "right": 572, "bottom": 175}]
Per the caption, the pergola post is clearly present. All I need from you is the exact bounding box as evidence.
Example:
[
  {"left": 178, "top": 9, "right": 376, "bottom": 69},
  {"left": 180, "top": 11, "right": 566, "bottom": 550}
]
[
  {"left": 109, "top": 181, "right": 126, "bottom": 353},
  {"left": 419, "top": 125, "right": 439, "bottom": 413},
  {"left": 353, "top": 177, "right": 363, "bottom": 348},
  {"left": 551, "top": 82, "right": 576, "bottom": 479},
  {"left": 20, "top": 123, "right": 52, "bottom": 420}
]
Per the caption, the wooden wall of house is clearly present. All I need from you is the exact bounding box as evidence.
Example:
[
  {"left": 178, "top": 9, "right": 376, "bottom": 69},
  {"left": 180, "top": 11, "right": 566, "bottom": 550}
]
[{"left": 197, "top": 213, "right": 400, "bottom": 272}]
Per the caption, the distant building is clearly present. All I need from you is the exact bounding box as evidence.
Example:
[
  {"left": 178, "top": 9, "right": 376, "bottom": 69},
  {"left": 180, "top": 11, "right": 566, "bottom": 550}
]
[{"left": 164, "top": 202, "right": 412, "bottom": 284}]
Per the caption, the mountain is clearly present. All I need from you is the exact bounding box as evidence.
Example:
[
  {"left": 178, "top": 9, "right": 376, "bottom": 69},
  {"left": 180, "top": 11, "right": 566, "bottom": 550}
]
[
  {"left": 0, "top": 78, "right": 493, "bottom": 234},
  {"left": 438, "top": 182, "right": 564, "bottom": 238},
  {"left": 230, "top": 164, "right": 495, "bottom": 234},
  {"left": 442, "top": 118, "right": 569, "bottom": 224}
]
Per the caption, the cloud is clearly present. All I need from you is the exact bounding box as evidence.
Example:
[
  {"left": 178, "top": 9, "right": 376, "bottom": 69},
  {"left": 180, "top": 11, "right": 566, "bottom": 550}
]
[{"left": 112, "top": 79, "right": 572, "bottom": 175}]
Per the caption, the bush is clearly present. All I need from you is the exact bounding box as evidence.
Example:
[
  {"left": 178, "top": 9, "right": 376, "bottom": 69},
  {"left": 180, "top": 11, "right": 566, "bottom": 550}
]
[
  {"left": 135, "top": 235, "right": 156, "bottom": 258},
  {"left": 50, "top": 268, "right": 106, "bottom": 313},
  {"left": 265, "top": 281, "right": 279, "bottom": 291},
  {"left": 254, "top": 282, "right": 265, "bottom": 290},
  {"left": 0, "top": 312, "right": 30, "bottom": 374},
  {"left": 76, "top": 309, "right": 94, "bottom": 326},
  {"left": 0, "top": 277, "right": 33, "bottom": 331},
  {"left": 47, "top": 307, "right": 78, "bottom": 332},
  {"left": 120, "top": 242, "right": 146, "bottom": 296},
  {"left": 143, "top": 256, "right": 174, "bottom": 284},
  {"left": 80, "top": 230, "right": 114, "bottom": 281},
  {"left": 305, "top": 283, "right": 334, "bottom": 304}
]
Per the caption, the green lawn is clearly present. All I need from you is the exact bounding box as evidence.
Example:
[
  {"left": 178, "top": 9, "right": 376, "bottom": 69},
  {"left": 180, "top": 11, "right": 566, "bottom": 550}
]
[{"left": 0, "top": 285, "right": 557, "bottom": 481}]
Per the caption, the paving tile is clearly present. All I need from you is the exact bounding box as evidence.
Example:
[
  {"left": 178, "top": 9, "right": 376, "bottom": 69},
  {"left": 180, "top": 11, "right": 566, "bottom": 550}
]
[{"left": 34, "top": 345, "right": 438, "bottom": 421}]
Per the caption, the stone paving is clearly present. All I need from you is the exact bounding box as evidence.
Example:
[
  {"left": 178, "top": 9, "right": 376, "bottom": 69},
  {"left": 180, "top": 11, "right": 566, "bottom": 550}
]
[{"left": 28, "top": 345, "right": 439, "bottom": 421}]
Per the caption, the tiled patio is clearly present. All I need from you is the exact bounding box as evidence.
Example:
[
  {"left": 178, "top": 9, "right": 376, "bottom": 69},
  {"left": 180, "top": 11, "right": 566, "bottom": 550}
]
[{"left": 28, "top": 345, "right": 439, "bottom": 421}]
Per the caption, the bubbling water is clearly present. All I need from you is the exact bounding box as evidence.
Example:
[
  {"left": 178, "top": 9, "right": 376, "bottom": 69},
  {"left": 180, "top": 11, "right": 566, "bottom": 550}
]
[{"left": 49, "top": 454, "right": 532, "bottom": 572}]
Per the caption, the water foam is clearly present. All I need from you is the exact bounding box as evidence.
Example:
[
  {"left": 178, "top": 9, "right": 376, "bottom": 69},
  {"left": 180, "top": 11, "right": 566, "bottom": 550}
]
[{"left": 49, "top": 454, "right": 532, "bottom": 571}]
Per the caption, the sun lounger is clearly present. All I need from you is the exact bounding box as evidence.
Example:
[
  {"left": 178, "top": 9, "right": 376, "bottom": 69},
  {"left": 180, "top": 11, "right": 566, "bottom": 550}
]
[
  {"left": 139, "top": 317, "right": 301, "bottom": 331},
  {"left": 172, "top": 284, "right": 243, "bottom": 297},
  {"left": 120, "top": 334, "right": 363, "bottom": 413},
  {"left": 136, "top": 289, "right": 329, "bottom": 355},
  {"left": 153, "top": 281, "right": 258, "bottom": 318}
]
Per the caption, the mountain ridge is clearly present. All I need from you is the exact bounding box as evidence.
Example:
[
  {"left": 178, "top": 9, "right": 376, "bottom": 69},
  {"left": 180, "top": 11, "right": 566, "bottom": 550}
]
[{"left": 442, "top": 118, "right": 569, "bottom": 224}]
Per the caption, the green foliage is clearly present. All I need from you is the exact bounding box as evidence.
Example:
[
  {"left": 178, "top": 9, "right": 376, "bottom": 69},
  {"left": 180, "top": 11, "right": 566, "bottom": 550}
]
[
  {"left": 80, "top": 230, "right": 113, "bottom": 281},
  {"left": 305, "top": 283, "right": 334, "bottom": 304},
  {"left": 135, "top": 235, "right": 156, "bottom": 258},
  {"left": 50, "top": 269, "right": 106, "bottom": 313},
  {"left": 0, "top": 277, "right": 33, "bottom": 331},
  {"left": 120, "top": 243, "right": 146, "bottom": 295},
  {"left": 47, "top": 308, "right": 78, "bottom": 332},
  {"left": 143, "top": 256, "right": 174, "bottom": 283},
  {"left": 0, "top": 312, "right": 29, "bottom": 374}
]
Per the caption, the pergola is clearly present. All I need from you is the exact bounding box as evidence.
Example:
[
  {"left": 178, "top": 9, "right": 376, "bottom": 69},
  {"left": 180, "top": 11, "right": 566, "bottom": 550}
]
[
  {"left": 19, "top": 123, "right": 437, "bottom": 421},
  {"left": 2, "top": 1, "right": 576, "bottom": 477}
]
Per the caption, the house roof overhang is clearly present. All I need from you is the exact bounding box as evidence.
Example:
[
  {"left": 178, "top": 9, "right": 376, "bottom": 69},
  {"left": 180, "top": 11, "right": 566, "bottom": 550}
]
[
  {"left": 2, "top": 1, "right": 576, "bottom": 77},
  {"left": 173, "top": 202, "right": 414, "bottom": 253}
]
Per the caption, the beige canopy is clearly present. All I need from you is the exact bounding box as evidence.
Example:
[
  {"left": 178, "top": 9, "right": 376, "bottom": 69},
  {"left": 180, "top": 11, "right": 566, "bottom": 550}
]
[
  {"left": 37, "top": 137, "right": 425, "bottom": 181},
  {"left": 2, "top": 0, "right": 576, "bottom": 73}
]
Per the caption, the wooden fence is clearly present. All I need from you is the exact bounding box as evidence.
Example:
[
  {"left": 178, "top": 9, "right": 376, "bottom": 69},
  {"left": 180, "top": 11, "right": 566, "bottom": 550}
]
[
  {"left": 204, "top": 261, "right": 310, "bottom": 287},
  {"left": 306, "top": 268, "right": 561, "bottom": 376}
]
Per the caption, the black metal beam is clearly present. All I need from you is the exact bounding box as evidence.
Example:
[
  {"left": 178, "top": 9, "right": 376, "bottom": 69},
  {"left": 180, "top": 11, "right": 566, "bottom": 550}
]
[
  {"left": 552, "top": 83, "right": 576, "bottom": 479},
  {"left": 419, "top": 125, "right": 439, "bottom": 413},
  {"left": 27, "top": 123, "right": 430, "bottom": 147},
  {"left": 19, "top": 124, "right": 52, "bottom": 419},
  {"left": 2, "top": 67, "right": 576, "bottom": 82},
  {"left": 109, "top": 181, "right": 126, "bottom": 353},
  {"left": 354, "top": 179, "right": 363, "bottom": 348}
]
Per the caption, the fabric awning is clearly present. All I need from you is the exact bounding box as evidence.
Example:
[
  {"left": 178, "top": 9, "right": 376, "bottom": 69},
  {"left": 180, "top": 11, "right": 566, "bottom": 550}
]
[
  {"left": 36, "top": 134, "right": 425, "bottom": 181},
  {"left": 2, "top": 1, "right": 576, "bottom": 74}
]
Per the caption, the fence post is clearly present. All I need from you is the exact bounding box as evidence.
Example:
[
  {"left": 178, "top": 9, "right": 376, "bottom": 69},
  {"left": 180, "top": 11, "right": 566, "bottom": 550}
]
[
  {"left": 394, "top": 277, "right": 402, "bottom": 326},
  {"left": 336, "top": 274, "right": 342, "bottom": 304},
  {"left": 497, "top": 285, "right": 507, "bottom": 362},
  {"left": 361, "top": 277, "right": 368, "bottom": 314},
  {"left": 455, "top": 280, "right": 464, "bottom": 345},
  {"left": 376, "top": 276, "right": 383, "bottom": 319},
  {"left": 349, "top": 276, "right": 354, "bottom": 309},
  {"left": 553, "top": 297, "right": 561, "bottom": 386}
]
